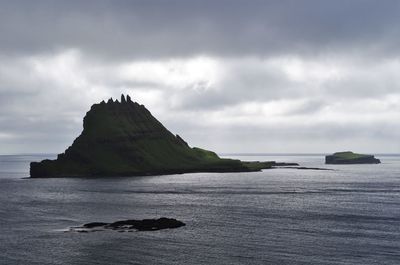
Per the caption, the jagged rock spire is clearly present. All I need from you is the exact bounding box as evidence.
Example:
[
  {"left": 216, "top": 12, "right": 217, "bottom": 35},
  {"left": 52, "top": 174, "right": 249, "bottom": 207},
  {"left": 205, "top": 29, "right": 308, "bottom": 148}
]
[{"left": 106, "top": 95, "right": 132, "bottom": 104}]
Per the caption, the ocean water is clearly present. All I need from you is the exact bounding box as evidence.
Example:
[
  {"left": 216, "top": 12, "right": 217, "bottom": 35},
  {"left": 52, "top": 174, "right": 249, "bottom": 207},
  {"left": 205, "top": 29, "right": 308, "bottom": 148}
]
[{"left": 0, "top": 154, "right": 399, "bottom": 265}]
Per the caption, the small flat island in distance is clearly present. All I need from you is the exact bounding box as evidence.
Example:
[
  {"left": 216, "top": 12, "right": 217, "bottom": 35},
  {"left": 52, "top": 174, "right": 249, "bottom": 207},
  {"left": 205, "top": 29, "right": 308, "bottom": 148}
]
[
  {"left": 325, "top": 151, "right": 381, "bottom": 164},
  {"left": 30, "top": 95, "right": 289, "bottom": 178}
]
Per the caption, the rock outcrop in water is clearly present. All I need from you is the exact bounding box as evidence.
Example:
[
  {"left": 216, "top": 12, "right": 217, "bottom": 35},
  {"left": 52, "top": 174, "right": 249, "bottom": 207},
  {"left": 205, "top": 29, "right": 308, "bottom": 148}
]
[
  {"left": 325, "top": 151, "right": 381, "bottom": 164},
  {"left": 31, "top": 95, "right": 271, "bottom": 178},
  {"left": 70, "top": 217, "right": 185, "bottom": 233}
]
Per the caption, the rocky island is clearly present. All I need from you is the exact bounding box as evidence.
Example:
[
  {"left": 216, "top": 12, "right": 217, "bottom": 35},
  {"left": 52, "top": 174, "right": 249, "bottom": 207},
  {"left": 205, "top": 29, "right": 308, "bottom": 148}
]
[
  {"left": 70, "top": 217, "right": 185, "bottom": 233},
  {"left": 325, "top": 151, "right": 381, "bottom": 164},
  {"left": 31, "top": 95, "right": 278, "bottom": 178}
]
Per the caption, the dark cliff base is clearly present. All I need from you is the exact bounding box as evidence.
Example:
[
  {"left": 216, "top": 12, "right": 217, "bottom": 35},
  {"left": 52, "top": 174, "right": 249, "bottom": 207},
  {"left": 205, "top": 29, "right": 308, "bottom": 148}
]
[
  {"left": 30, "top": 95, "right": 282, "bottom": 178},
  {"left": 30, "top": 163, "right": 257, "bottom": 178},
  {"left": 325, "top": 151, "right": 381, "bottom": 164}
]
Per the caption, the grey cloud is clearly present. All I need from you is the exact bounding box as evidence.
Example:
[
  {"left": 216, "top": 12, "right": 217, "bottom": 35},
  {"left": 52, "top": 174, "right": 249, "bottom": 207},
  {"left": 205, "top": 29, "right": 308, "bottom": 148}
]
[
  {"left": 165, "top": 56, "right": 400, "bottom": 113},
  {"left": 1, "top": 0, "right": 400, "bottom": 60},
  {"left": 282, "top": 99, "right": 327, "bottom": 116},
  {"left": 0, "top": 1, "right": 399, "bottom": 153},
  {"left": 170, "top": 62, "right": 299, "bottom": 110},
  {"left": 0, "top": 114, "right": 82, "bottom": 153},
  {"left": 178, "top": 120, "right": 400, "bottom": 153}
]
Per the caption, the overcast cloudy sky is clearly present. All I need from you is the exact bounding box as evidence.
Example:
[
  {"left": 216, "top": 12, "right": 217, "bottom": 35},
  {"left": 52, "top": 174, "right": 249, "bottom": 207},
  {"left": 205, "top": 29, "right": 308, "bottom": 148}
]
[{"left": 0, "top": 0, "right": 399, "bottom": 154}]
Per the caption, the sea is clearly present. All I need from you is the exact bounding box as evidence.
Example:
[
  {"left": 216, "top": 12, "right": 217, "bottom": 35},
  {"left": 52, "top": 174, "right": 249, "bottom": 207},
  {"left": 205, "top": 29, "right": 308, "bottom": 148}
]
[{"left": 0, "top": 154, "right": 399, "bottom": 265}]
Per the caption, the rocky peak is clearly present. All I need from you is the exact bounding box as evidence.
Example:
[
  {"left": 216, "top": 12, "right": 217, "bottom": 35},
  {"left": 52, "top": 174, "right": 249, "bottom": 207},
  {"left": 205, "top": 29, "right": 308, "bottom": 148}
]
[{"left": 30, "top": 96, "right": 249, "bottom": 178}]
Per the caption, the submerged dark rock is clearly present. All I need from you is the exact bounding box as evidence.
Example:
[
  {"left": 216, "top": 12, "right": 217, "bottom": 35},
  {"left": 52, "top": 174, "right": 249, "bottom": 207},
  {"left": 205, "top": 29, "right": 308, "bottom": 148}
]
[
  {"left": 72, "top": 218, "right": 185, "bottom": 232},
  {"left": 280, "top": 166, "right": 334, "bottom": 171},
  {"left": 271, "top": 162, "right": 299, "bottom": 166},
  {"left": 325, "top": 151, "right": 381, "bottom": 164}
]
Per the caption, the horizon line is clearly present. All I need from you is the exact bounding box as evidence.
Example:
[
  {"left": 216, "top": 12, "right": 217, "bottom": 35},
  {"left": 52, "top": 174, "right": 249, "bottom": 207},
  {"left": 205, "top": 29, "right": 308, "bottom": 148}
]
[{"left": 1, "top": 152, "right": 399, "bottom": 156}]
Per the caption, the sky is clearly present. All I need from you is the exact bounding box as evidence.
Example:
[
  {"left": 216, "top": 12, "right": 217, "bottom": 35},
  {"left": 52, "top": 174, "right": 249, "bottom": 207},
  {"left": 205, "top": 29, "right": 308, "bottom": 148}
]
[{"left": 0, "top": 0, "right": 399, "bottom": 154}]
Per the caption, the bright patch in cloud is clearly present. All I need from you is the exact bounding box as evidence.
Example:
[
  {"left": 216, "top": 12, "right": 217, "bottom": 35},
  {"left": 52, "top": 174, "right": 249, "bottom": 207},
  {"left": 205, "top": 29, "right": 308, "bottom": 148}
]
[{"left": 0, "top": 50, "right": 399, "bottom": 153}]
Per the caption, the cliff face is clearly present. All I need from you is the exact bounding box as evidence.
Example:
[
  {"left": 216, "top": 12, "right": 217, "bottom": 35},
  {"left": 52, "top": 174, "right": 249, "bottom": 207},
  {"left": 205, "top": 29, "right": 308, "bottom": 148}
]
[
  {"left": 30, "top": 95, "right": 249, "bottom": 177},
  {"left": 325, "top": 151, "right": 381, "bottom": 164}
]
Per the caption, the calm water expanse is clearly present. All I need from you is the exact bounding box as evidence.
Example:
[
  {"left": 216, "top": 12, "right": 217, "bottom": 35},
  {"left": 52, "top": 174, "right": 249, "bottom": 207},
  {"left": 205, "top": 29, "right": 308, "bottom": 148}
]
[{"left": 0, "top": 154, "right": 399, "bottom": 265}]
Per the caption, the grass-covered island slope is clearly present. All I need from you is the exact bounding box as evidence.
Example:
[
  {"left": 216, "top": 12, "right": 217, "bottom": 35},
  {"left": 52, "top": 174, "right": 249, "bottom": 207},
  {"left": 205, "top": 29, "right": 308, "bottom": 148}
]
[
  {"left": 30, "top": 95, "right": 280, "bottom": 178},
  {"left": 325, "top": 151, "right": 381, "bottom": 164}
]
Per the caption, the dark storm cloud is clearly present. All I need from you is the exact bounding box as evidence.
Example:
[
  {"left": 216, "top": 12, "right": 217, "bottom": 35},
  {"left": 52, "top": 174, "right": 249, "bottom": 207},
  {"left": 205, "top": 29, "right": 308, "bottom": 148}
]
[{"left": 1, "top": 0, "right": 400, "bottom": 60}]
